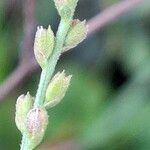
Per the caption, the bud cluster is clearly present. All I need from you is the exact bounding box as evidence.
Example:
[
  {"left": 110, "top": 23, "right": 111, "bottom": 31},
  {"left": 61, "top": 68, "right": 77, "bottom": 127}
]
[
  {"left": 15, "top": 93, "right": 49, "bottom": 149},
  {"left": 15, "top": 71, "right": 72, "bottom": 149},
  {"left": 15, "top": 0, "right": 87, "bottom": 149},
  {"left": 34, "top": 1, "right": 87, "bottom": 69}
]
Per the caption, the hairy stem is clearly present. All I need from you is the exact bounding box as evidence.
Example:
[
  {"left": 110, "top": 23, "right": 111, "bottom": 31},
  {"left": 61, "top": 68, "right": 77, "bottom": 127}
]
[{"left": 21, "top": 135, "right": 29, "bottom": 150}]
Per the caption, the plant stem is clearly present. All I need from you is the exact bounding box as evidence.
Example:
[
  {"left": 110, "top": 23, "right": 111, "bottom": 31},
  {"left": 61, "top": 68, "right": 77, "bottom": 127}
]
[
  {"left": 34, "top": 18, "right": 72, "bottom": 108},
  {"left": 20, "top": 135, "right": 30, "bottom": 150}
]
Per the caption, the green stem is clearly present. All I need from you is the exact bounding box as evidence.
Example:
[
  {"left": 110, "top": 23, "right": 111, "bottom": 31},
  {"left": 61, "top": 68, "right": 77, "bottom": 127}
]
[
  {"left": 20, "top": 135, "right": 30, "bottom": 150},
  {"left": 34, "top": 18, "right": 72, "bottom": 108}
]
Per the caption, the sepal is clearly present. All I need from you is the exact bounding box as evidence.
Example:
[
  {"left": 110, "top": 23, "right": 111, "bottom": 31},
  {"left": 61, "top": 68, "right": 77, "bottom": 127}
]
[
  {"left": 34, "top": 26, "right": 55, "bottom": 68},
  {"left": 15, "top": 92, "right": 33, "bottom": 133}
]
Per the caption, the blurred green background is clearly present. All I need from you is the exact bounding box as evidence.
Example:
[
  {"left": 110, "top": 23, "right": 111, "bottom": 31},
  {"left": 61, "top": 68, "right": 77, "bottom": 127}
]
[{"left": 0, "top": 0, "right": 150, "bottom": 149}]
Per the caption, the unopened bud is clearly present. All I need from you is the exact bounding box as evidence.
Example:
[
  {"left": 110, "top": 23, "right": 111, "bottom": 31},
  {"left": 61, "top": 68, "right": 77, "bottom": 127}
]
[
  {"left": 34, "top": 25, "right": 55, "bottom": 68},
  {"left": 45, "top": 70, "right": 72, "bottom": 108},
  {"left": 26, "top": 108, "right": 48, "bottom": 149},
  {"left": 54, "top": 0, "right": 78, "bottom": 19},
  {"left": 15, "top": 92, "right": 33, "bottom": 133},
  {"left": 63, "top": 19, "right": 87, "bottom": 52}
]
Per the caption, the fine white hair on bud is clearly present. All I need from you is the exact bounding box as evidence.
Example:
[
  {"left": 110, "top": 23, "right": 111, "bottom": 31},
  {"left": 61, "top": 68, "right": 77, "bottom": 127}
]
[
  {"left": 26, "top": 108, "right": 48, "bottom": 149},
  {"left": 15, "top": 92, "right": 33, "bottom": 133},
  {"left": 44, "top": 70, "right": 72, "bottom": 108},
  {"left": 54, "top": 0, "right": 78, "bottom": 18},
  {"left": 34, "top": 25, "right": 55, "bottom": 68},
  {"left": 63, "top": 19, "right": 87, "bottom": 52}
]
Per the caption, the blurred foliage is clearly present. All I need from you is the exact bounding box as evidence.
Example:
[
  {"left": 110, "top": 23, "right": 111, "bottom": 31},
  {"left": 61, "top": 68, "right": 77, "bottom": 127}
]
[{"left": 0, "top": 0, "right": 150, "bottom": 149}]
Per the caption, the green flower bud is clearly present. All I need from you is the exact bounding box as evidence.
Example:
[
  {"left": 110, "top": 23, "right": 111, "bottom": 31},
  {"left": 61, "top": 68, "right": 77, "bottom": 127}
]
[
  {"left": 54, "top": 0, "right": 78, "bottom": 19},
  {"left": 63, "top": 19, "right": 87, "bottom": 52},
  {"left": 15, "top": 92, "right": 33, "bottom": 133},
  {"left": 26, "top": 108, "right": 48, "bottom": 149},
  {"left": 34, "top": 25, "right": 55, "bottom": 68},
  {"left": 44, "top": 70, "right": 72, "bottom": 108}
]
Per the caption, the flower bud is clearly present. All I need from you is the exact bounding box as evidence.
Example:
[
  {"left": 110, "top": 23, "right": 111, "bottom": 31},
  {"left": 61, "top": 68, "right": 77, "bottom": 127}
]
[
  {"left": 15, "top": 92, "right": 33, "bottom": 133},
  {"left": 44, "top": 70, "right": 72, "bottom": 108},
  {"left": 26, "top": 108, "right": 48, "bottom": 149},
  {"left": 54, "top": 0, "right": 78, "bottom": 19},
  {"left": 34, "top": 25, "right": 55, "bottom": 68},
  {"left": 63, "top": 19, "right": 87, "bottom": 52}
]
